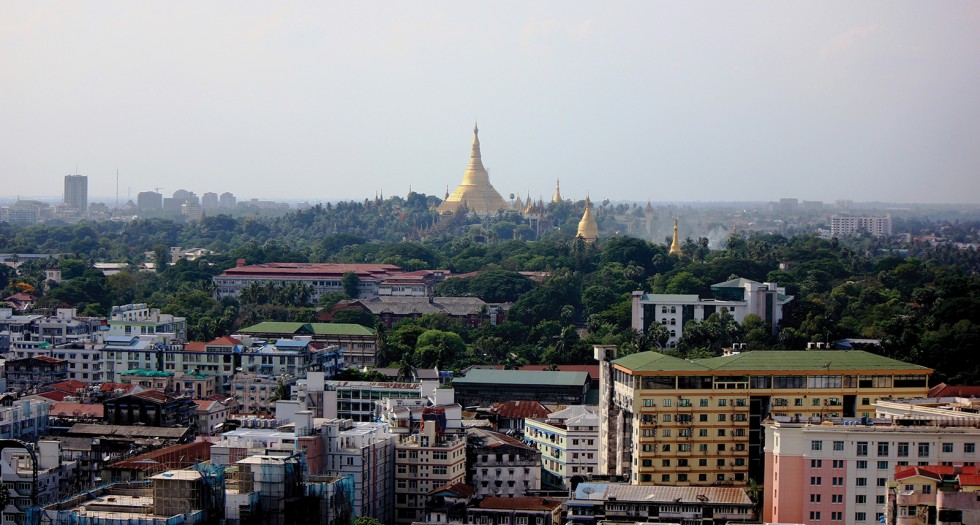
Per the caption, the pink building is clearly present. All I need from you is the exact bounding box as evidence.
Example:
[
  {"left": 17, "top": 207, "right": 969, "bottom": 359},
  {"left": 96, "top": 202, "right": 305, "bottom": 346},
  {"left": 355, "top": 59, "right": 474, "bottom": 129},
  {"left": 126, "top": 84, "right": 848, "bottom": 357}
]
[{"left": 765, "top": 417, "right": 980, "bottom": 525}]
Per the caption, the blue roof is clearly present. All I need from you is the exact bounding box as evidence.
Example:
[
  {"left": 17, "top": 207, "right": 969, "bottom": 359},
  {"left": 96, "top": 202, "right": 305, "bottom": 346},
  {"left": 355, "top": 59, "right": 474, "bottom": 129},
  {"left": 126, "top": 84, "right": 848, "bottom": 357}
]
[{"left": 274, "top": 339, "right": 309, "bottom": 349}]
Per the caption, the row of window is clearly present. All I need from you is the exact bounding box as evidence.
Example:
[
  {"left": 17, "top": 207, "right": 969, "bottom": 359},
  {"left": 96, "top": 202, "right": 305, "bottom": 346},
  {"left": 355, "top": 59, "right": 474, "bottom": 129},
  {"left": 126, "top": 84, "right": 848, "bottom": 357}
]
[
  {"left": 639, "top": 442, "right": 746, "bottom": 453},
  {"left": 639, "top": 472, "right": 745, "bottom": 483},
  {"left": 811, "top": 440, "right": 976, "bottom": 456},
  {"left": 808, "top": 511, "right": 882, "bottom": 522},
  {"left": 642, "top": 457, "right": 746, "bottom": 468}
]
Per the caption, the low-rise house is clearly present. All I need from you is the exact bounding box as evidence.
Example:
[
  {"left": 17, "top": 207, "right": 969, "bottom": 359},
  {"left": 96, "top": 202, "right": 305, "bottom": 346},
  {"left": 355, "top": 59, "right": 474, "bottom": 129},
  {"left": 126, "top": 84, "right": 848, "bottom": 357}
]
[
  {"left": 524, "top": 405, "right": 600, "bottom": 489},
  {"left": 193, "top": 398, "right": 231, "bottom": 435},
  {"left": 564, "top": 483, "right": 756, "bottom": 525},
  {"left": 453, "top": 370, "right": 590, "bottom": 408},
  {"left": 467, "top": 428, "right": 542, "bottom": 498},
  {"left": 467, "top": 497, "right": 563, "bottom": 525},
  {"left": 5, "top": 355, "right": 69, "bottom": 392},
  {"left": 103, "top": 390, "right": 196, "bottom": 427}
]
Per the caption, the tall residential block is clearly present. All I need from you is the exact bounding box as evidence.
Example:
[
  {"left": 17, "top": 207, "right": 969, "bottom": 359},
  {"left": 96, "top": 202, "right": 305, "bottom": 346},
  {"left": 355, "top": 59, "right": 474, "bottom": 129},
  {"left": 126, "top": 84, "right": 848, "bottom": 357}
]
[
  {"left": 64, "top": 174, "right": 88, "bottom": 212},
  {"left": 595, "top": 345, "right": 932, "bottom": 487}
]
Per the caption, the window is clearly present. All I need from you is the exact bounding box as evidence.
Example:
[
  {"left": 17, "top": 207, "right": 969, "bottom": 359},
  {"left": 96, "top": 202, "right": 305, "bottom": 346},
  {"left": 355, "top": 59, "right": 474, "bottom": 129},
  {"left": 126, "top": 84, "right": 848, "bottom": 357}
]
[
  {"left": 877, "top": 478, "right": 887, "bottom": 487},
  {"left": 918, "top": 443, "right": 930, "bottom": 457},
  {"left": 833, "top": 460, "right": 844, "bottom": 468},
  {"left": 663, "top": 414, "right": 672, "bottom": 422},
  {"left": 832, "top": 494, "right": 843, "bottom": 504},
  {"left": 898, "top": 442, "right": 909, "bottom": 457},
  {"left": 943, "top": 443, "right": 954, "bottom": 453},
  {"left": 662, "top": 459, "right": 670, "bottom": 467},
  {"left": 699, "top": 398, "right": 709, "bottom": 407},
  {"left": 812, "top": 441, "right": 823, "bottom": 451},
  {"left": 661, "top": 474, "right": 670, "bottom": 482},
  {"left": 856, "top": 478, "right": 867, "bottom": 486},
  {"left": 856, "top": 495, "right": 866, "bottom": 504},
  {"left": 809, "top": 511, "right": 821, "bottom": 521},
  {"left": 922, "top": 485, "right": 932, "bottom": 494},
  {"left": 855, "top": 512, "right": 866, "bottom": 521},
  {"left": 857, "top": 460, "right": 867, "bottom": 469},
  {"left": 878, "top": 442, "right": 889, "bottom": 456},
  {"left": 833, "top": 440, "right": 844, "bottom": 451},
  {"left": 856, "top": 442, "right": 868, "bottom": 456},
  {"left": 662, "top": 399, "right": 672, "bottom": 407},
  {"left": 811, "top": 459, "right": 823, "bottom": 468},
  {"left": 718, "top": 399, "right": 727, "bottom": 407},
  {"left": 878, "top": 461, "right": 888, "bottom": 470},
  {"left": 810, "top": 476, "right": 822, "bottom": 486},
  {"left": 967, "top": 443, "right": 977, "bottom": 453},
  {"left": 810, "top": 494, "right": 821, "bottom": 503}
]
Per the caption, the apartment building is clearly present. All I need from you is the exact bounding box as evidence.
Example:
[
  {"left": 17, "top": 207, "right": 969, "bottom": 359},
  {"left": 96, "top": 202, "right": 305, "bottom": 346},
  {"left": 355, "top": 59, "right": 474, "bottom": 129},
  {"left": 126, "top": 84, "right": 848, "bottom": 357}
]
[
  {"left": 394, "top": 419, "right": 467, "bottom": 525},
  {"left": 595, "top": 345, "right": 932, "bottom": 487},
  {"left": 320, "top": 418, "right": 396, "bottom": 523},
  {"left": 467, "top": 428, "right": 542, "bottom": 497},
  {"left": 212, "top": 261, "right": 403, "bottom": 301},
  {"left": 564, "top": 482, "right": 755, "bottom": 525},
  {"left": 107, "top": 303, "right": 187, "bottom": 342},
  {"left": 631, "top": 277, "right": 793, "bottom": 347},
  {"left": 765, "top": 416, "right": 980, "bottom": 525},
  {"left": 831, "top": 215, "right": 893, "bottom": 237},
  {"left": 524, "top": 405, "right": 600, "bottom": 489}
]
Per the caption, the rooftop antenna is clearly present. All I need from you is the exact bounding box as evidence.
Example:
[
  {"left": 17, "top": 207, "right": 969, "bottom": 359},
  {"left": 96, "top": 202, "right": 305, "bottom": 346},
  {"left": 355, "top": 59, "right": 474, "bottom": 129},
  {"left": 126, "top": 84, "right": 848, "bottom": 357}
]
[{"left": 115, "top": 169, "right": 119, "bottom": 211}]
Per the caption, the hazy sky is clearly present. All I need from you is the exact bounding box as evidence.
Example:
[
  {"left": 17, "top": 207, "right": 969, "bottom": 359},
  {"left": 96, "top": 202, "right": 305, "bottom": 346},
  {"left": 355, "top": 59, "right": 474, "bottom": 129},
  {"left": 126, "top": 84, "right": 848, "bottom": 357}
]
[{"left": 2, "top": 2, "right": 979, "bottom": 204}]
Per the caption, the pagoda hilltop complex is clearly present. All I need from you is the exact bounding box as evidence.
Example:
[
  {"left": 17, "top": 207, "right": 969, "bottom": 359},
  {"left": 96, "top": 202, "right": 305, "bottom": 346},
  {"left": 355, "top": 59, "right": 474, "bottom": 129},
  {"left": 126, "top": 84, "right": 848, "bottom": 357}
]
[{"left": 437, "top": 124, "right": 511, "bottom": 216}]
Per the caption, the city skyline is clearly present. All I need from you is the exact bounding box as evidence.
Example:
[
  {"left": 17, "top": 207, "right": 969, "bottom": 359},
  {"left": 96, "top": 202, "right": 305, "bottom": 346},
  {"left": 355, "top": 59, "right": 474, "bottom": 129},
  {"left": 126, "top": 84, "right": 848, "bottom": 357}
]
[{"left": 2, "top": 2, "right": 979, "bottom": 204}]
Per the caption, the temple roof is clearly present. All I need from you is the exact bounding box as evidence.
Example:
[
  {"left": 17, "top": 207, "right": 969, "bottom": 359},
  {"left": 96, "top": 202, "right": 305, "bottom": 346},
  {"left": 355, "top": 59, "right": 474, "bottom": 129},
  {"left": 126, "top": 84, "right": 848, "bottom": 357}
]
[{"left": 437, "top": 124, "right": 511, "bottom": 216}]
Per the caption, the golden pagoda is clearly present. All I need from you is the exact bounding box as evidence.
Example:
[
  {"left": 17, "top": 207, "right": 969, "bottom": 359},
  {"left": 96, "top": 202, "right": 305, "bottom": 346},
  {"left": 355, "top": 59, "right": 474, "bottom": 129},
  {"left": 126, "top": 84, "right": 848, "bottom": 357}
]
[
  {"left": 553, "top": 178, "right": 563, "bottom": 203},
  {"left": 576, "top": 195, "right": 599, "bottom": 243},
  {"left": 669, "top": 218, "right": 682, "bottom": 255},
  {"left": 437, "top": 123, "right": 510, "bottom": 216}
]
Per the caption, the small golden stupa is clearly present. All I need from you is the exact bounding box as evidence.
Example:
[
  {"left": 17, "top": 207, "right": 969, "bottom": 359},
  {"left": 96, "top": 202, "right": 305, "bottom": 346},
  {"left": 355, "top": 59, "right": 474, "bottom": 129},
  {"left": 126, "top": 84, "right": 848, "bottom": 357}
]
[
  {"left": 669, "top": 218, "right": 683, "bottom": 255},
  {"left": 576, "top": 195, "right": 599, "bottom": 243}
]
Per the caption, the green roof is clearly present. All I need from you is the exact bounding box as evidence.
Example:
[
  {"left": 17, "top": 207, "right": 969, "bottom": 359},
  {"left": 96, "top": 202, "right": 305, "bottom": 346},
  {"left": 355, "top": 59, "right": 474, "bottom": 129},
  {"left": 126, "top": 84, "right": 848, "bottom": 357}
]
[
  {"left": 454, "top": 369, "right": 589, "bottom": 387},
  {"left": 238, "top": 322, "right": 309, "bottom": 335},
  {"left": 238, "top": 321, "right": 375, "bottom": 336},
  {"left": 693, "top": 350, "right": 930, "bottom": 372},
  {"left": 641, "top": 294, "right": 700, "bottom": 302},
  {"left": 121, "top": 369, "right": 174, "bottom": 377},
  {"left": 615, "top": 350, "right": 930, "bottom": 373},
  {"left": 613, "top": 352, "right": 712, "bottom": 372},
  {"left": 711, "top": 277, "right": 758, "bottom": 289},
  {"left": 309, "top": 323, "right": 375, "bottom": 336}
]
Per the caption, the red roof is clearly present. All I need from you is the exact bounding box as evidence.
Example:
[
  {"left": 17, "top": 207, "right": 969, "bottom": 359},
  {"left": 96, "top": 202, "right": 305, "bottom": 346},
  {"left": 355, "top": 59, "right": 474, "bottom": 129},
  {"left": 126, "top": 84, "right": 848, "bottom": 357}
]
[
  {"left": 960, "top": 474, "right": 980, "bottom": 486},
  {"left": 4, "top": 292, "right": 37, "bottom": 302},
  {"left": 207, "top": 336, "right": 242, "bottom": 346},
  {"left": 219, "top": 263, "right": 402, "bottom": 280},
  {"left": 131, "top": 389, "right": 172, "bottom": 403},
  {"left": 50, "top": 402, "right": 104, "bottom": 418},
  {"left": 490, "top": 400, "right": 551, "bottom": 420},
  {"left": 47, "top": 380, "right": 88, "bottom": 394},
  {"left": 100, "top": 382, "right": 136, "bottom": 394},
  {"left": 928, "top": 383, "right": 980, "bottom": 398},
  {"left": 108, "top": 441, "right": 212, "bottom": 472},
  {"left": 477, "top": 497, "right": 561, "bottom": 511},
  {"left": 895, "top": 465, "right": 980, "bottom": 482},
  {"left": 34, "top": 355, "right": 66, "bottom": 364},
  {"left": 193, "top": 399, "right": 225, "bottom": 411},
  {"left": 184, "top": 342, "right": 207, "bottom": 352},
  {"left": 35, "top": 391, "right": 71, "bottom": 402},
  {"left": 428, "top": 482, "right": 476, "bottom": 498}
]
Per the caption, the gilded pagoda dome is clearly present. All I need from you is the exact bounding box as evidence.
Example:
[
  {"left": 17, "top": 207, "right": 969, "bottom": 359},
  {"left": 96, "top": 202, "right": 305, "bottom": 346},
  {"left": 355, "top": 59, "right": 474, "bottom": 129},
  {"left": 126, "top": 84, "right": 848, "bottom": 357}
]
[
  {"left": 437, "top": 124, "right": 511, "bottom": 216},
  {"left": 577, "top": 195, "right": 599, "bottom": 243}
]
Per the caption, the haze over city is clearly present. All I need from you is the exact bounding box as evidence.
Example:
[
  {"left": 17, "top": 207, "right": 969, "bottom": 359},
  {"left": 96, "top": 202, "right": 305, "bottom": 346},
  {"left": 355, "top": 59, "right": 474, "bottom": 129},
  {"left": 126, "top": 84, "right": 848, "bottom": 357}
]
[{"left": 2, "top": 2, "right": 979, "bottom": 204}]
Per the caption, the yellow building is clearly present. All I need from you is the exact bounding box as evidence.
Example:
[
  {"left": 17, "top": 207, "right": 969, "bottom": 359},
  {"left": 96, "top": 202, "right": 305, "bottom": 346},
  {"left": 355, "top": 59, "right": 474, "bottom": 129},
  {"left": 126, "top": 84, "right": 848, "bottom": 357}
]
[
  {"left": 437, "top": 124, "right": 511, "bottom": 216},
  {"left": 594, "top": 345, "right": 932, "bottom": 487}
]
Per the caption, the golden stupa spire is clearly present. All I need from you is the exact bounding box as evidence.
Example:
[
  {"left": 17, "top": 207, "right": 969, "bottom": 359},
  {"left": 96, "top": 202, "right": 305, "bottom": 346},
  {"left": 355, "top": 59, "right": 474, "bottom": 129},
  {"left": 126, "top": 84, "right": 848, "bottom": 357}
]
[
  {"left": 669, "top": 218, "right": 682, "bottom": 255},
  {"left": 577, "top": 194, "right": 599, "bottom": 243},
  {"left": 437, "top": 123, "right": 510, "bottom": 216},
  {"left": 553, "top": 178, "right": 563, "bottom": 203}
]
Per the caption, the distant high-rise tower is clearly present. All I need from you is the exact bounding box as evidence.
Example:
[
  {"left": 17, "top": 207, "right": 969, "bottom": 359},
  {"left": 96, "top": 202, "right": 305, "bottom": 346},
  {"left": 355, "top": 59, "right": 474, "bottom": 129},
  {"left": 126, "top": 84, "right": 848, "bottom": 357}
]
[
  {"left": 64, "top": 174, "right": 88, "bottom": 213},
  {"left": 202, "top": 192, "right": 219, "bottom": 210},
  {"left": 137, "top": 191, "right": 163, "bottom": 211}
]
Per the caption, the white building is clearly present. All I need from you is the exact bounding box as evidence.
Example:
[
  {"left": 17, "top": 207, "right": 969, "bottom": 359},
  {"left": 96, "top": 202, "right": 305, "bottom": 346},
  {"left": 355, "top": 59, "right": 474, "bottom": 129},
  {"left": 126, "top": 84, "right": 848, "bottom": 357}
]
[
  {"left": 107, "top": 303, "right": 187, "bottom": 342},
  {"left": 831, "top": 215, "right": 893, "bottom": 237},
  {"left": 0, "top": 441, "right": 78, "bottom": 524},
  {"left": 394, "top": 421, "right": 466, "bottom": 525},
  {"left": 524, "top": 405, "right": 600, "bottom": 489},
  {"left": 320, "top": 418, "right": 395, "bottom": 523},
  {"left": 631, "top": 277, "right": 793, "bottom": 347}
]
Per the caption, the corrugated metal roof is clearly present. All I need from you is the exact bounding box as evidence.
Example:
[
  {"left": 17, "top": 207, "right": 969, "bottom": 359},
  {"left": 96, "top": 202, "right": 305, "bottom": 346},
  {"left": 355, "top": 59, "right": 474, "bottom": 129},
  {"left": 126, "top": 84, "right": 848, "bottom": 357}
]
[
  {"left": 573, "top": 482, "right": 752, "bottom": 505},
  {"left": 613, "top": 352, "right": 711, "bottom": 372},
  {"left": 453, "top": 369, "right": 588, "bottom": 387},
  {"left": 694, "top": 350, "right": 931, "bottom": 372}
]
